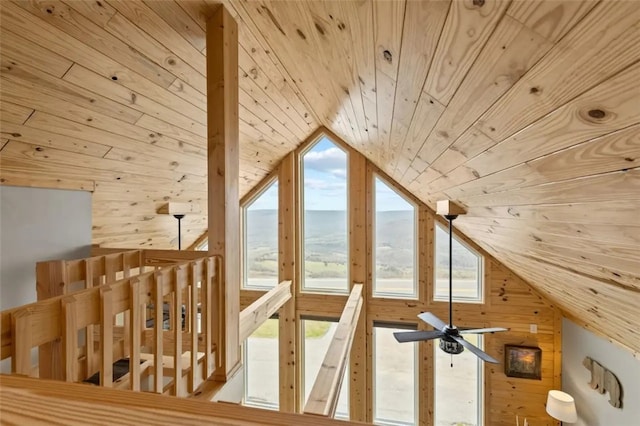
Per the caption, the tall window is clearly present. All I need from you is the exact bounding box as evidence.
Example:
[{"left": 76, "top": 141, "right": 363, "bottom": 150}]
[
  {"left": 302, "top": 319, "right": 349, "bottom": 419},
  {"left": 374, "top": 325, "right": 418, "bottom": 425},
  {"left": 434, "top": 334, "right": 483, "bottom": 425},
  {"left": 244, "top": 318, "right": 279, "bottom": 409},
  {"left": 301, "top": 137, "right": 348, "bottom": 293},
  {"left": 243, "top": 180, "right": 279, "bottom": 289},
  {"left": 434, "top": 223, "right": 483, "bottom": 302},
  {"left": 374, "top": 176, "right": 417, "bottom": 298}
]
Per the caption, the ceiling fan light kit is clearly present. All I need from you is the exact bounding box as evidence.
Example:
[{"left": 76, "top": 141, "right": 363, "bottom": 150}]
[{"left": 394, "top": 200, "right": 508, "bottom": 364}]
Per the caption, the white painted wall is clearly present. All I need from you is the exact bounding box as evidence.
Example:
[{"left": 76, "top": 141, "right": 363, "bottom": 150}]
[
  {"left": 562, "top": 318, "right": 640, "bottom": 426},
  {"left": 0, "top": 186, "right": 91, "bottom": 372},
  {"left": 0, "top": 186, "right": 92, "bottom": 309}
]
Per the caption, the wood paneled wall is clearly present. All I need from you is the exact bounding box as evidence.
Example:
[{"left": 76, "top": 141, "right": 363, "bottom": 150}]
[{"left": 239, "top": 131, "right": 561, "bottom": 425}]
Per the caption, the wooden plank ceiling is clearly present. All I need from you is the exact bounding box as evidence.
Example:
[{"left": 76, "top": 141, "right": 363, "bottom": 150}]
[{"left": 1, "top": 1, "right": 639, "bottom": 352}]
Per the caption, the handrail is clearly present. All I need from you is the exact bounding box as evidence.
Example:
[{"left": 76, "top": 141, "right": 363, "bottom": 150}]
[
  {"left": 304, "top": 284, "right": 364, "bottom": 417},
  {"left": 239, "top": 281, "right": 292, "bottom": 341},
  {"left": 36, "top": 250, "right": 144, "bottom": 299},
  {"left": 1, "top": 254, "right": 220, "bottom": 398},
  {"left": 190, "top": 280, "right": 293, "bottom": 402},
  {"left": 91, "top": 246, "right": 209, "bottom": 267}
]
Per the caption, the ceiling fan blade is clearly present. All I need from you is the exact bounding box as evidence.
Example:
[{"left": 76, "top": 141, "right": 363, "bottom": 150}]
[
  {"left": 451, "top": 335, "right": 500, "bottom": 364},
  {"left": 459, "top": 327, "right": 509, "bottom": 334},
  {"left": 394, "top": 330, "right": 444, "bottom": 343},
  {"left": 417, "top": 312, "right": 447, "bottom": 331}
]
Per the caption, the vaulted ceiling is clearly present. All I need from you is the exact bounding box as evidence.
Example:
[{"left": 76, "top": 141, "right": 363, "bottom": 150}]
[{"left": 0, "top": 0, "right": 639, "bottom": 353}]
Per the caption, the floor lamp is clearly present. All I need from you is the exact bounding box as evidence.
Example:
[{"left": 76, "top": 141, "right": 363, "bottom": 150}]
[{"left": 546, "top": 390, "right": 577, "bottom": 425}]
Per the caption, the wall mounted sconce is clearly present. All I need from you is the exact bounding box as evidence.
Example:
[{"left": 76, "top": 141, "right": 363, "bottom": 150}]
[{"left": 157, "top": 202, "right": 200, "bottom": 250}]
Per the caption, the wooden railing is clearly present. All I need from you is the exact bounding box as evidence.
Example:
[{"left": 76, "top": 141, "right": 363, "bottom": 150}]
[
  {"left": 34, "top": 249, "right": 211, "bottom": 305},
  {"left": 191, "top": 280, "right": 293, "bottom": 402},
  {"left": 304, "top": 284, "right": 363, "bottom": 417},
  {"left": 34, "top": 248, "right": 210, "bottom": 379},
  {"left": 36, "top": 249, "right": 143, "bottom": 379},
  {"left": 1, "top": 253, "right": 219, "bottom": 397},
  {"left": 239, "top": 281, "right": 292, "bottom": 341}
]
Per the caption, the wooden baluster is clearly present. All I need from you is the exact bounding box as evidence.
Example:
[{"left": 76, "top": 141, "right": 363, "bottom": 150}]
[
  {"left": 97, "top": 256, "right": 106, "bottom": 286},
  {"left": 84, "top": 259, "right": 95, "bottom": 378},
  {"left": 138, "top": 250, "right": 145, "bottom": 275},
  {"left": 62, "top": 295, "right": 78, "bottom": 382},
  {"left": 190, "top": 262, "right": 198, "bottom": 392},
  {"left": 36, "top": 260, "right": 67, "bottom": 380},
  {"left": 123, "top": 252, "right": 131, "bottom": 278},
  {"left": 130, "top": 279, "right": 141, "bottom": 391},
  {"left": 203, "top": 258, "right": 213, "bottom": 378},
  {"left": 154, "top": 271, "right": 164, "bottom": 393},
  {"left": 11, "top": 309, "right": 32, "bottom": 376},
  {"left": 100, "top": 287, "right": 113, "bottom": 387},
  {"left": 105, "top": 255, "right": 117, "bottom": 283},
  {"left": 174, "top": 266, "right": 183, "bottom": 396}
]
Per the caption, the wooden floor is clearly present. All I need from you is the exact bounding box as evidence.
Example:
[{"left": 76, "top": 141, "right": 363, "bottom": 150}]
[{"left": 0, "top": 375, "right": 364, "bottom": 426}]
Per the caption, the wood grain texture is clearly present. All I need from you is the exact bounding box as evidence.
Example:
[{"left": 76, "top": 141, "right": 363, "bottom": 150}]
[
  {"left": 0, "top": 375, "right": 364, "bottom": 426},
  {"left": 0, "top": 0, "right": 639, "bottom": 415},
  {"left": 278, "top": 152, "right": 298, "bottom": 413},
  {"left": 304, "top": 285, "right": 363, "bottom": 417},
  {"left": 206, "top": 4, "right": 241, "bottom": 381},
  {"left": 423, "top": 0, "right": 511, "bottom": 105},
  {"left": 349, "top": 152, "right": 367, "bottom": 421}
]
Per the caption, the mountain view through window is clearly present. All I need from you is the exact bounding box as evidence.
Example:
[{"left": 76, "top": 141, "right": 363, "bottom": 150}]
[{"left": 301, "top": 137, "right": 349, "bottom": 292}]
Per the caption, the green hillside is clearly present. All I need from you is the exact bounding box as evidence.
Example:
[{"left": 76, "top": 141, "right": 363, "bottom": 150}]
[{"left": 245, "top": 210, "right": 477, "bottom": 280}]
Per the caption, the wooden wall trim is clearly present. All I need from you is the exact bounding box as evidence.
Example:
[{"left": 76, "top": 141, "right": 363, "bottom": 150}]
[
  {"left": 349, "top": 151, "right": 367, "bottom": 421},
  {"left": 278, "top": 152, "right": 298, "bottom": 412}
]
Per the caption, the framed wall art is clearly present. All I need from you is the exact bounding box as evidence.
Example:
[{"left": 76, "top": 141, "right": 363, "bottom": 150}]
[{"left": 504, "top": 345, "right": 542, "bottom": 380}]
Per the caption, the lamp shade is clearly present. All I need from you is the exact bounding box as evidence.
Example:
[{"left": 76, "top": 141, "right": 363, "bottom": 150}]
[{"left": 546, "top": 390, "right": 577, "bottom": 423}]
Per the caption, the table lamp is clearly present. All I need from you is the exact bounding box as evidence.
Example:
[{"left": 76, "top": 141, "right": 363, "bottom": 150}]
[{"left": 546, "top": 390, "right": 577, "bottom": 424}]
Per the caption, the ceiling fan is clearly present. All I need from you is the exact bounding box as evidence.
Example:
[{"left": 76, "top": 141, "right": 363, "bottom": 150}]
[{"left": 393, "top": 201, "right": 508, "bottom": 364}]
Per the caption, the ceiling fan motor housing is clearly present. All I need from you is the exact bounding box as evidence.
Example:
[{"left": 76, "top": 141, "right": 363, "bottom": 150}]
[{"left": 439, "top": 337, "right": 464, "bottom": 355}]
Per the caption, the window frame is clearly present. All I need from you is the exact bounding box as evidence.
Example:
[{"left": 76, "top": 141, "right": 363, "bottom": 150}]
[
  {"left": 372, "top": 174, "right": 419, "bottom": 300},
  {"left": 242, "top": 317, "right": 280, "bottom": 410},
  {"left": 433, "top": 333, "right": 485, "bottom": 426},
  {"left": 433, "top": 221, "right": 484, "bottom": 304},
  {"left": 372, "top": 322, "right": 419, "bottom": 426},
  {"left": 241, "top": 176, "right": 279, "bottom": 290},
  {"left": 298, "top": 136, "right": 350, "bottom": 295}
]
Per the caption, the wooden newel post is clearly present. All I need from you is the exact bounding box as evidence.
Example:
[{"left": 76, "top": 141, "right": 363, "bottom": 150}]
[
  {"left": 36, "top": 260, "right": 68, "bottom": 380},
  {"left": 206, "top": 4, "right": 241, "bottom": 382}
]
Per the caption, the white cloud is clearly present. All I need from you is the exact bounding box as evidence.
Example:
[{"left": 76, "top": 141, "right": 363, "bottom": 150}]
[
  {"left": 304, "top": 179, "right": 346, "bottom": 191},
  {"left": 304, "top": 147, "right": 347, "bottom": 178}
]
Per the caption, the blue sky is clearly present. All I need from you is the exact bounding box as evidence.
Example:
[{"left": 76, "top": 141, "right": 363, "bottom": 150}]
[{"left": 249, "top": 137, "right": 412, "bottom": 211}]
